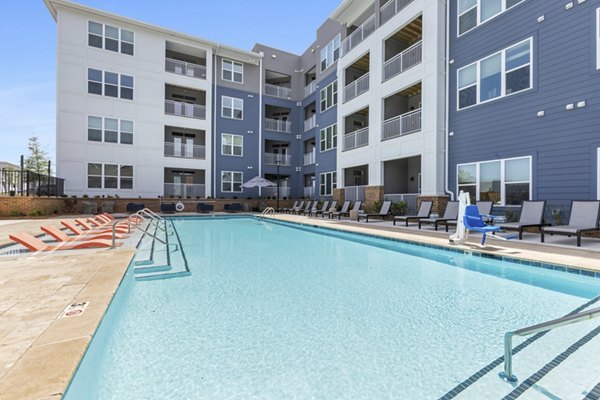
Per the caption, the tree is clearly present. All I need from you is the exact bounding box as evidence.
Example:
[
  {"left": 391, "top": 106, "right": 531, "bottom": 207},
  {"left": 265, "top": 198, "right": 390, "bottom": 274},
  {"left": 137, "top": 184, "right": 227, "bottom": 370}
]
[{"left": 25, "top": 136, "right": 50, "bottom": 175}]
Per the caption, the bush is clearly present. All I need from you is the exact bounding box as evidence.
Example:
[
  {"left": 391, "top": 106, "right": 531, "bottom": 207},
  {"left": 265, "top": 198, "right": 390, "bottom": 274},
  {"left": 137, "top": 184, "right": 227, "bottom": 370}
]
[
  {"left": 8, "top": 210, "right": 21, "bottom": 217},
  {"left": 391, "top": 201, "right": 407, "bottom": 216},
  {"left": 29, "top": 210, "right": 43, "bottom": 217}
]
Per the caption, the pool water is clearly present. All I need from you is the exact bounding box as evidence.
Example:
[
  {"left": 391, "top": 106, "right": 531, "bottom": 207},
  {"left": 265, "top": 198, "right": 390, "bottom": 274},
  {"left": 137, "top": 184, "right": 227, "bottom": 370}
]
[{"left": 65, "top": 217, "right": 600, "bottom": 399}]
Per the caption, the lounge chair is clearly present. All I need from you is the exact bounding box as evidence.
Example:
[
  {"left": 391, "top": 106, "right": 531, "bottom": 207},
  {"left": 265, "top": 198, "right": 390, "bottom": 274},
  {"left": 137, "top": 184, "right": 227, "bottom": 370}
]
[
  {"left": 419, "top": 201, "right": 459, "bottom": 231},
  {"left": 280, "top": 201, "right": 299, "bottom": 213},
  {"left": 308, "top": 201, "right": 329, "bottom": 217},
  {"left": 288, "top": 201, "right": 304, "bottom": 214},
  {"left": 393, "top": 201, "right": 433, "bottom": 226},
  {"left": 318, "top": 200, "right": 336, "bottom": 218},
  {"left": 294, "top": 201, "right": 313, "bottom": 215},
  {"left": 62, "top": 219, "right": 128, "bottom": 236},
  {"left": 196, "top": 203, "right": 214, "bottom": 213},
  {"left": 445, "top": 200, "right": 494, "bottom": 231},
  {"left": 41, "top": 225, "right": 127, "bottom": 242},
  {"left": 329, "top": 201, "right": 350, "bottom": 219},
  {"left": 9, "top": 232, "right": 120, "bottom": 252},
  {"left": 541, "top": 201, "right": 600, "bottom": 247},
  {"left": 499, "top": 201, "right": 549, "bottom": 240},
  {"left": 333, "top": 201, "right": 361, "bottom": 219},
  {"left": 463, "top": 205, "right": 501, "bottom": 245},
  {"left": 160, "top": 203, "right": 177, "bottom": 213},
  {"left": 359, "top": 201, "right": 392, "bottom": 222},
  {"left": 75, "top": 218, "right": 129, "bottom": 233},
  {"left": 303, "top": 201, "right": 320, "bottom": 216}
]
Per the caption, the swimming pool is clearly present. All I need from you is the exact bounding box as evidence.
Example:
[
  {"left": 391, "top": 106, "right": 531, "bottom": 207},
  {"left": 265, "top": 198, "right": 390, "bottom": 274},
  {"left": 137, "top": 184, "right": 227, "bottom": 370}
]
[{"left": 64, "top": 217, "right": 600, "bottom": 399}]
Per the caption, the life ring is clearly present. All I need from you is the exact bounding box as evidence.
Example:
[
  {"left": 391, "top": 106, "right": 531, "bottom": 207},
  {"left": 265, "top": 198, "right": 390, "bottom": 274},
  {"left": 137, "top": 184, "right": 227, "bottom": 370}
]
[{"left": 175, "top": 202, "right": 185, "bottom": 212}]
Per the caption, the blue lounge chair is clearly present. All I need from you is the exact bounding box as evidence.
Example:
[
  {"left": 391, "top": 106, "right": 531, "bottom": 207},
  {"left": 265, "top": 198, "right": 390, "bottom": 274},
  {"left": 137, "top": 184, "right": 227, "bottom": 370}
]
[{"left": 463, "top": 205, "right": 501, "bottom": 245}]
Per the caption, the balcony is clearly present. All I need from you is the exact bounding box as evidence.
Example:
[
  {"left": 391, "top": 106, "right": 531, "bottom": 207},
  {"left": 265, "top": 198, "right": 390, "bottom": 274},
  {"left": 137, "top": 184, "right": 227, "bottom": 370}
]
[
  {"left": 164, "top": 141, "right": 206, "bottom": 159},
  {"left": 303, "top": 151, "right": 316, "bottom": 166},
  {"left": 304, "top": 81, "right": 316, "bottom": 97},
  {"left": 262, "top": 186, "right": 291, "bottom": 198},
  {"left": 264, "top": 152, "right": 292, "bottom": 166},
  {"left": 344, "top": 73, "right": 369, "bottom": 103},
  {"left": 382, "top": 109, "right": 422, "bottom": 140},
  {"left": 265, "top": 118, "right": 292, "bottom": 133},
  {"left": 165, "top": 100, "right": 206, "bottom": 120},
  {"left": 380, "top": 0, "right": 415, "bottom": 26},
  {"left": 343, "top": 127, "right": 369, "bottom": 151},
  {"left": 304, "top": 115, "right": 316, "bottom": 132},
  {"left": 383, "top": 41, "right": 422, "bottom": 82},
  {"left": 164, "top": 183, "right": 205, "bottom": 198},
  {"left": 265, "top": 83, "right": 292, "bottom": 99},
  {"left": 165, "top": 58, "right": 207, "bottom": 79},
  {"left": 341, "top": 15, "right": 376, "bottom": 57},
  {"left": 304, "top": 186, "right": 315, "bottom": 199}
]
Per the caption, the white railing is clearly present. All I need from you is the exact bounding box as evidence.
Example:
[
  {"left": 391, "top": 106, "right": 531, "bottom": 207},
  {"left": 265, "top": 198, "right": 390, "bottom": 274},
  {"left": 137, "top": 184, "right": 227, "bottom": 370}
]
[
  {"left": 303, "top": 151, "right": 316, "bottom": 166},
  {"left": 163, "top": 183, "right": 205, "bottom": 198},
  {"left": 264, "top": 153, "right": 292, "bottom": 166},
  {"left": 344, "top": 73, "right": 370, "bottom": 103},
  {"left": 341, "top": 15, "right": 376, "bottom": 57},
  {"left": 383, "top": 41, "right": 422, "bottom": 81},
  {"left": 345, "top": 185, "right": 366, "bottom": 202},
  {"left": 164, "top": 142, "right": 206, "bottom": 159},
  {"left": 343, "top": 127, "right": 369, "bottom": 151},
  {"left": 264, "top": 83, "right": 292, "bottom": 99},
  {"left": 384, "top": 193, "right": 420, "bottom": 214},
  {"left": 263, "top": 186, "right": 291, "bottom": 198},
  {"left": 165, "top": 58, "right": 207, "bottom": 79},
  {"left": 304, "top": 81, "right": 316, "bottom": 97},
  {"left": 382, "top": 109, "right": 422, "bottom": 140},
  {"left": 265, "top": 118, "right": 292, "bottom": 133},
  {"left": 165, "top": 100, "right": 206, "bottom": 120},
  {"left": 304, "top": 186, "right": 315, "bottom": 199},
  {"left": 380, "top": 0, "right": 415, "bottom": 26},
  {"left": 304, "top": 115, "right": 316, "bottom": 131}
]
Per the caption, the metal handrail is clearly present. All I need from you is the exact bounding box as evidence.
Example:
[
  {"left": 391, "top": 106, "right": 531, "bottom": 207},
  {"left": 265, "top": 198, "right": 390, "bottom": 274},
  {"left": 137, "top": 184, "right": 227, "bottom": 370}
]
[
  {"left": 500, "top": 306, "right": 600, "bottom": 382},
  {"left": 261, "top": 207, "right": 275, "bottom": 215},
  {"left": 110, "top": 215, "right": 167, "bottom": 248},
  {"left": 140, "top": 208, "right": 164, "bottom": 221}
]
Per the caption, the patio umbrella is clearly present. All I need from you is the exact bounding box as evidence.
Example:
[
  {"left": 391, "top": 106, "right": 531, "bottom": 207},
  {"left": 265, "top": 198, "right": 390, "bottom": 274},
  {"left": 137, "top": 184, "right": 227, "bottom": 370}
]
[{"left": 242, "top": 176, "right": 276, "bottom": 188}]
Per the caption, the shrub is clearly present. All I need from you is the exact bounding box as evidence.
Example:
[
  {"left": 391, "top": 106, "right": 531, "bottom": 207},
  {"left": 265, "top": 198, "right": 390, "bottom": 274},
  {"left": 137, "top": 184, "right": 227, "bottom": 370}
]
[
  {"left": 8, "top": 210, "right": 21, "bottom": 217},
  {"left": 82, "top": 194, "right": 89, "bottom": 198},
  {"left": 29, "top": 210, "right": 43, "bottom": 217},
  {"left": 391, "top": 201, "right": 407, "bottom": 216}
]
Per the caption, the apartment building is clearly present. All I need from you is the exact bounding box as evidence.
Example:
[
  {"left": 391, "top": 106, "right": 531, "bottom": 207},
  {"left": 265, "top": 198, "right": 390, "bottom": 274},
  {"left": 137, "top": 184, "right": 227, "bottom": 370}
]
[{"left": 448, "top": 0, "right": 600, "bottom": 215}]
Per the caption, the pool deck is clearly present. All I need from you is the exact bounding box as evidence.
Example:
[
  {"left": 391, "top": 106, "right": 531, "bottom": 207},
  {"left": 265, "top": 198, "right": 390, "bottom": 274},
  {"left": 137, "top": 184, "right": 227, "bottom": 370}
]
[{"left": 0, "top": 214, "right": 599, "bottom": 399}]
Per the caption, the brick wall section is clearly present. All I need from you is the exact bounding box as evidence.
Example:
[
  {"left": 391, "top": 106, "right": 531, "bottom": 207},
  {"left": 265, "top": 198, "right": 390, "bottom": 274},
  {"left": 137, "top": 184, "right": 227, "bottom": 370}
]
[
  {"left": 417, "top": 195, "right": 449, "bottom": 215},
  {"left": 0, "top": 197, "right": 293, "bottom": 217},
  {"left": 364, "top": 186, "right": 384, "bottom": 208},
  {"left": 332, "top": 188, "right": 345, "bottom": 205}
]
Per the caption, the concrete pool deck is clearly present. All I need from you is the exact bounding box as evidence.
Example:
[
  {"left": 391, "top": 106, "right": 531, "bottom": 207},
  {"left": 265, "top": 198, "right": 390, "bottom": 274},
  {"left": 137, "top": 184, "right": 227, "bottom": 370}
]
[{"left": 0, "top": 214, "right": 599, "bottom": 399}]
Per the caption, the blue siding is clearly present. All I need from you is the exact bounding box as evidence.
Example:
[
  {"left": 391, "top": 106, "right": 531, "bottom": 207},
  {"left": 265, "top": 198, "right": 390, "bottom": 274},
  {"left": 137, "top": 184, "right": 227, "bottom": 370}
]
[
  {"left": 313, "top": 71, "right": 339, "bottom": 198},
  {"left": 449, "top": 0, "right": 600, "bottom": 211}
]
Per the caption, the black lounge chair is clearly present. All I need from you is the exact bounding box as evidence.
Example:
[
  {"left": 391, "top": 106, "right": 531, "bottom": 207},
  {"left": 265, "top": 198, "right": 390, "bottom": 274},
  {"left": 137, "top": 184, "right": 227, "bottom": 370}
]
[
  {"left": 419, "top": 201, "right": 459, "bottom": 231},
  {"left": 303, "top": 201, "right": 321, "bottom": 216},
  {"left": 499, "top": 201, "right": 549, "bottom": 240},
  {"left": 318, "top": 200, "right": 337, "bottom": 218},
  {"left": 329, "top": 201, "right": 350, "bottom": 219},
  {"left": 160, "top": 203, "right": 176, "bottom": 213},
  {"left": 126, "top": 202, "right": 145, "bottom": 213},
  {"left": 541, "top": 200, "right": 600, "bottom": 247},
  {"left": 393, "top": 201, "right": 433, "bottom": 226},
  {"left": 294, "top": 201, "right": 313, "bottom": 215},
  {"left": 445, "top": 200, "right": 494, "bottom": 232},
  {"left": 333, "top": 201, "right": 361, "bottom": 219},
  {"left": 308, "top": 201, "right": 329, "bottom": 217},
  {"left": 197, "top": 203, "right": 214, "bottom": 213},
  {"left": 280, "top": 200, "right": 299, "bottom": 213},
  {"left": 359, "top": 201, "right": 392, "bottom": 222},
  {"left": 286, "top": 200, "right": 304, "bottom": 214}
]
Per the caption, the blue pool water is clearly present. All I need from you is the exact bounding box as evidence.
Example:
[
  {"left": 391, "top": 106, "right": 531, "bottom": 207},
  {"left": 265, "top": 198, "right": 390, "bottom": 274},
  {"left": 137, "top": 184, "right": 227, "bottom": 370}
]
[{"left": 65, "top": 217, "right": 600, "bottom": 399}]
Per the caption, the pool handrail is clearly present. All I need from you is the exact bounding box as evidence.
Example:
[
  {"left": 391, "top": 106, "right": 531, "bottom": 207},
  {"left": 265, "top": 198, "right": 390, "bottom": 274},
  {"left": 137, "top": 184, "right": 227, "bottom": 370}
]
[
  {"left": 111, "top": 214, "right": 167, "bottom": 248},
  {"left": 500, "top": 306, "right": 600, "bottom": 382},
  {"left": 261, "top": 207, "right": 275, "bottom": 215}
]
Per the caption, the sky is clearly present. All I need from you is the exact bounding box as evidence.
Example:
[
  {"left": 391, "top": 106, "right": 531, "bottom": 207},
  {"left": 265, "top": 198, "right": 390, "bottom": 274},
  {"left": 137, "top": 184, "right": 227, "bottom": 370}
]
[{"left": 0, "top": 0, "right": 341, "bottom": 166}]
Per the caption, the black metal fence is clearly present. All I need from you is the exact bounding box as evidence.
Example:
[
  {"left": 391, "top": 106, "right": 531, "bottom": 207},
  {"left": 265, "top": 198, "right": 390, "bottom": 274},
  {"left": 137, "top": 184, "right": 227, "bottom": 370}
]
[{"left": 0, "top": 168, "right": 65, "bottom": 197}]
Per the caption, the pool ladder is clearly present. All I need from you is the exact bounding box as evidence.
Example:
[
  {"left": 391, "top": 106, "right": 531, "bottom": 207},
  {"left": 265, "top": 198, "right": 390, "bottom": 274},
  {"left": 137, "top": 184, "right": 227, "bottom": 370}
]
[
  {"left": 261, "top": 207, "right": 275, "bottom": 215},
  {"left": 500, "top": 306, "right": 600, "bottom": 382},
  {"left": 110, "top": 208, "right": 171, "bottom": 248}
]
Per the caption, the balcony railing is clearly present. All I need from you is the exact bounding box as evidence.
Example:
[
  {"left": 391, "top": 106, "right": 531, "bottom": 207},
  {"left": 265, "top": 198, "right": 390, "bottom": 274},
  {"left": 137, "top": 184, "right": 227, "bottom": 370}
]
[
  {"left": 384, "top": 193, "right": 420, "bottom": 214},
  {"left": 303, "top": 151, "right": 316, "bottom": 166},
  {"left": 165, "top": 100, "right": 206, "bottom": 120},
  {"left": 265, "top": 83, "right": 292, "bottom": 99},
  {"left": 343, "top": 127, "right": 369, "bottom": 151},
  {"left": 344, "top": 73, "right": 370, "bottom": 103},
  {"left": 344, "top": 185, "right": 366, "bottom": 201},
  {"left": 304, "top": 115, "right": 316, "bottom": 131},
  {"left": 265, "top": 118, "right": 292, "bottom": 133},
  {"left": 264, "top": 153, "right": 292, "bottom": 166},
  {"left": 165, "top": 58, "right": 207, "bottom": 79},
  {"left": 164, "top": 183, "right": 205, "bottom": 198},
  {"left": 304, "top": 81, "right": 316, "bottom": 97},
  {"left": 263, "top": 186, "right": 291, "bottom": 198},
  {"left": 383, "top": 41, "right": 423, "bottom": 82},
  {"left": 382, "top": 109, "right": 422, "bottom": 140},
  {"left": 164, "top": 142, "right": 206, "bottom": 159},
  {"left": 341, "top": 15, "right": 376, "bottom": 57},
  {"left": 304, "top": 186, "right": 315, "bottom": 199},
  {"left": 380, "top": 0, "right": 415, "bottom": 26}
]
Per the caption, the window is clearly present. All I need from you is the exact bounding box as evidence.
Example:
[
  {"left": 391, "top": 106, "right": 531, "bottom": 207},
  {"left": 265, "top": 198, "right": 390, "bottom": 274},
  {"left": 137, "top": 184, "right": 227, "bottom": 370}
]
[
  {"left": 221, "top": 171, "right": 243, "bottom": 193},
  {"left": 458, "top": 0, "right": 525, "bottom": 36},
  {"left": 88, "top": 116, "right": 133, "bottom": 144},
  {"left": 88, "top": 20, "right": 134, "bottom": 55},
  {"left": 221, "top": 134, "right": 243, "bottom": 156},
  {"left": 320, "top": 35, "right": 341, "bottom": 72},
  {"left": 319, "top": 172, "right": 337, "bottom": 196},
  {"left": 221, "top": 96, "right": 243, "bottom": 119},
  {"left": 222, "top": 59, "right": 243, "bottom": 83},
  {"left": 457, "top": 38, "right": 531, "bottom": 110},
  {"left": 320, "top": 81, "right": 338, "bottom": 112},
  {"left": 87, "top": 163, "right": 133, "bottom": 189},
  {"left": 457, "top": 156, "right": 531, "bottom": 205},
  {"left": 320, "top": 124, "right": 337, "bottom": 152},
  {"left": 88, "top": 68, "right": 134, "bottom": 100}
]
